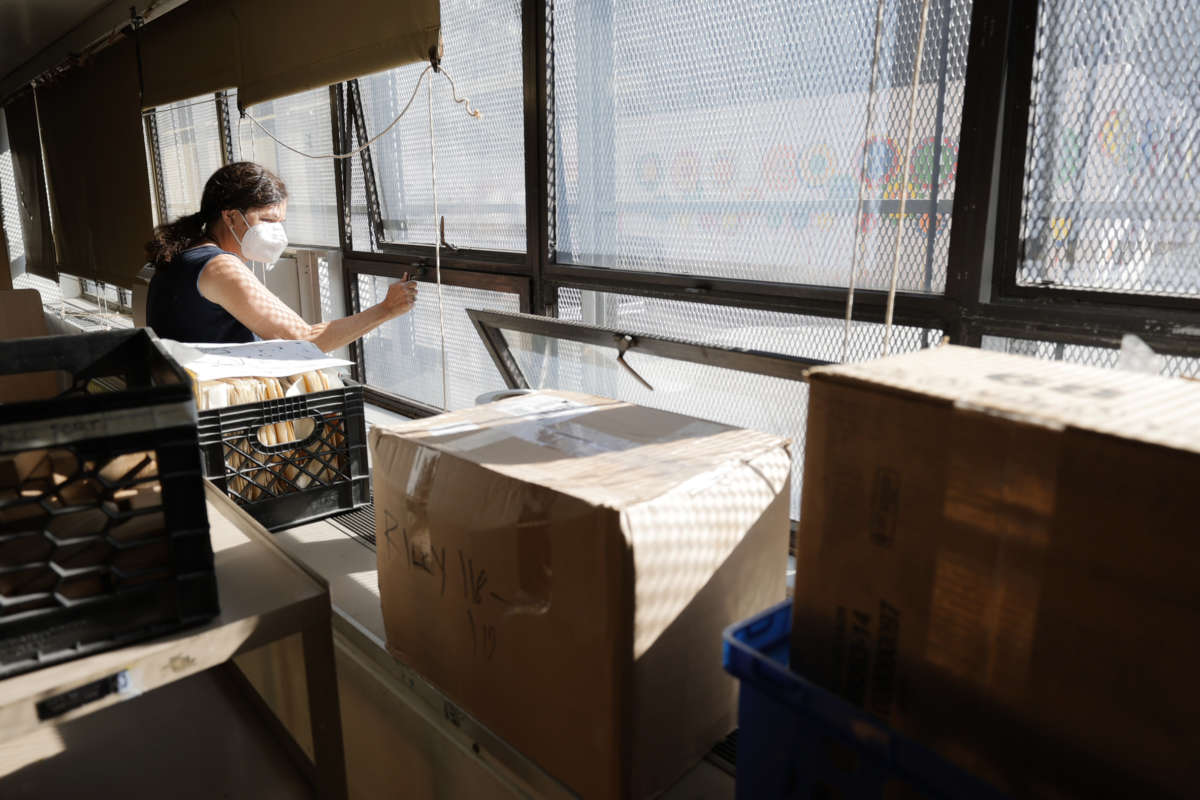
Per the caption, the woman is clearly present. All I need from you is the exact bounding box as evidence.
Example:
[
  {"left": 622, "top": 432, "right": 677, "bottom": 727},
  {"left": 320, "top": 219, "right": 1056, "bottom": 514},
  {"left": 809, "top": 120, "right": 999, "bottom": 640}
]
[{"left": 145, "top": 161, "right": 416, "bottom": 349}]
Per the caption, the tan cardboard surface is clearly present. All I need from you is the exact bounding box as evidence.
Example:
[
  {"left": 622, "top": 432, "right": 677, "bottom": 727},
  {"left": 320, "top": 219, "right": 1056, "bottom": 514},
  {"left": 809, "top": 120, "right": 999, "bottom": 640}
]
[
  {"left": 793, "top": 346, "right": 1200, "bottom": 798},
  {"left": 373, "top": 391, "right": 790, "bottom": 798}
]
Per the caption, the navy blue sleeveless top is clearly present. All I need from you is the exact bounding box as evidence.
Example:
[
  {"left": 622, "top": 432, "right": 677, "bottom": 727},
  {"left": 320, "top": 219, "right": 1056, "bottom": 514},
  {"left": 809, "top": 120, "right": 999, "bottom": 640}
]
[{"left": 146, "top": 244, "right": 255, "bottom": 344}]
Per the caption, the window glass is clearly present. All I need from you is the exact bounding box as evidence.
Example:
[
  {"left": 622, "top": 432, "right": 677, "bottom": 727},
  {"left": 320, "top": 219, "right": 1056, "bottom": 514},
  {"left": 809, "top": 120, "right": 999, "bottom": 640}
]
[
  {"left": 1, "top": 110, "right": 24, "bottom": 275},
  {"left": 981, "top": 335, "right": 1200, "bottom": 379},
  {"left": 232, "top": 88, "right": 340, "bottom": 247},
  {"left": 554, "top": 0, "right": 973, "bottom": 292},
  {"left": 554, "top": 288, "right": 942, "bottom": 516},
  {"left": 358, "top": 275, "right": 521, "bottom": 409},
  {"left": 355, "top": 0, "right": 525, "bottom": 251},
  {"left": 1017, "top": 1, "right": 1200, "bottom": 297},
  {"left": 147, "top": 95, "right": 223, "bottom": 222}
]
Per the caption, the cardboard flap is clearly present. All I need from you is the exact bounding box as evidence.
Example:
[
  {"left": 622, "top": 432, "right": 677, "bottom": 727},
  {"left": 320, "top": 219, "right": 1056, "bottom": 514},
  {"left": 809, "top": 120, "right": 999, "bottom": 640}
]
[
  {"left": 375, "top": 391, "right": 790, "bottom": 510},
  {"left": 811, "top": 345, "right": 1200, "bottom": 455}
]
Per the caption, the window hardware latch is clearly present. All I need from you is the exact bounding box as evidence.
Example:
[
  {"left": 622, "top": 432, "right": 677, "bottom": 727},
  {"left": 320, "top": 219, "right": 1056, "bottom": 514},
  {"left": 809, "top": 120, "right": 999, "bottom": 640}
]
[
  {"left": 614, "top": 335, "right": 654, "bottom": 391},
  {"left": 440, "top": 216, "right": 458, "bottom": 252}
]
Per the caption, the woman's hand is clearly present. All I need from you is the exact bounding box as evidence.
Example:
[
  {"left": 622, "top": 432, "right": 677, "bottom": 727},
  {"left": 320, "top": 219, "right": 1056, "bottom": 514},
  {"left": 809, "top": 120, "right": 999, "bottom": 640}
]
[{"left": 383, "top": 274, "right": 419, "bottom": 317}]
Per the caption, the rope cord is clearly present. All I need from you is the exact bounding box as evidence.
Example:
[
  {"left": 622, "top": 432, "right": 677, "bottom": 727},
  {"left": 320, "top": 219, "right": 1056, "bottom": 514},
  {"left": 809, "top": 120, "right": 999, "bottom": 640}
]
[
  {"left": 841, "top": 0, "right": 889, "bottom": 363},
  {"left": 429, "top": 70, "right": 450, "bottom": 411},
  {"left": 238, "top": 66, "right": 480, "bottom": 161},
  {"left": 882, "top": 0, "right": 933, "bottom": 357}
]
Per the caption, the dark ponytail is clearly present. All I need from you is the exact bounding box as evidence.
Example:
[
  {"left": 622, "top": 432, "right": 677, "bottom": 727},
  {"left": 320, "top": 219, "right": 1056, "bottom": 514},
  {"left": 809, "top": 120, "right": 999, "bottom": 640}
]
[
  {"left": 144, "top": 161, "right": 288, "bottom": 265},
  {"left": 145, "top": 211, "right": 207, "bottom": 264}
]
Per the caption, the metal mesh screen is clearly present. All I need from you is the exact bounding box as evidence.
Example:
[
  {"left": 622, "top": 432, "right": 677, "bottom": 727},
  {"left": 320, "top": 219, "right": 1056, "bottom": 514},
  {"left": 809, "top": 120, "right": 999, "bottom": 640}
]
[
  {"left": 555, "top": 287, "right": 942, "bottom": 516},
  {"left": 355, "top": 0, "right": 526, "bottom": 251},
  {"left": 981, "top": 335, "right": 1200, "bottom": 379},
  {"left": 1017, "top": 1, "right": 1200, "bottom": 297},
  {"left": 358, "top": 275, "right": 520, "bottom": 410},
  {"left": 553, "top": 0, "right": 972, "bottom": 292},
  {"left": 231, "top": 88, "right": 340, "bottom": 248},
  {"left": 1, "top": 117, "right": 25, "bottom": 271},
  {"left": 147, "top": 95, "right": 223, "bottom": 224}
]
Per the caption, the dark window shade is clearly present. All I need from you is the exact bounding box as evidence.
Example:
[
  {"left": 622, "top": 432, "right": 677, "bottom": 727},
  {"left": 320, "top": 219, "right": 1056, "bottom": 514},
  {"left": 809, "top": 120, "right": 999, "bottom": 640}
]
[
  {"left": 2, "top": 90, "right": 56, "bottom": 280},
  {"left": 37, "top": 39, "right": 153, "bottom": 288},
  {"left": 138, "top": 1, "right": 240, "bottom": 109},
  {"left": 139, "top": 0, "right": 440, "bottom": 109}
]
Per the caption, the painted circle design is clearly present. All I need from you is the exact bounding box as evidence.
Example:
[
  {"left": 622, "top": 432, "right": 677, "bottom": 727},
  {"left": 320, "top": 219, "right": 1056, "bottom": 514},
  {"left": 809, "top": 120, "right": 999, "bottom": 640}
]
[
  {"left": 861, "top": 137, "right": 900, "bottom": 188},
  {"left": 800, "top": 143, "right": 835, "bottom": 187},
  {"left": 909, "top": 137, "right": 959, "bottom": 198}
]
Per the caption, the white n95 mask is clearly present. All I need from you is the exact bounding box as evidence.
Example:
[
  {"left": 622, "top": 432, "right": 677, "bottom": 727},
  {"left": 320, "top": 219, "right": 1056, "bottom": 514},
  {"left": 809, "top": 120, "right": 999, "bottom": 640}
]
[{"left": 233, "top": 210, "right": 288, "bottom": 265}]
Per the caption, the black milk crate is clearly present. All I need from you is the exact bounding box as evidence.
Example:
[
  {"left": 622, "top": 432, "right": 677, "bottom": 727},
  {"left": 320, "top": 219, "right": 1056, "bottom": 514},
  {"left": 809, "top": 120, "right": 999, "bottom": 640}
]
[
  {"left": 197, "top": 380, "right": 369, "bottom": 532},
  {"left": 0, "top": 329, "right": 218, "bottom": 679}
]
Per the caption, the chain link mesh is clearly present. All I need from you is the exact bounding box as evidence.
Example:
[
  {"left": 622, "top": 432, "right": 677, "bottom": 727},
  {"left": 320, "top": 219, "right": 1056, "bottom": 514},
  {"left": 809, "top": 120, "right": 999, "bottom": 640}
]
[
  {"left": 553, "top": 0, "right": 972, "bottom": 292},
  {"left": 555, "top": 287, "right": 942, "bottom": 516},
  {"left": 147, "top": 96, "right": 223, "bottom": 224},
  {"left": 1017, "top": 1, "right": 1200, "bottom": 297},
  {"left": 358, "top": 275, "right": 520, "bottom": 410},
  {"left": 230, "top": 88, "right": 340, "bottom": 248},
  {"left": 0, "top": 142, "right": 24, "bottom": 266},
  {"left": 354, "top": 0, "right": 526, "bottom": 252},
  {"left": 981, "top": 335, "right": 1200, "bottom": 379}
]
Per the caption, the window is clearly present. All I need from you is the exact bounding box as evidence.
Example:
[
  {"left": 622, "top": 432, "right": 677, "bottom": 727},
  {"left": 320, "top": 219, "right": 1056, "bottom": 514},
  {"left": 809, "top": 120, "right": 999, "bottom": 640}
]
[
  {"left": 982, "top": 335, "right": 1200, "bottom": 380},
  {"left": 553, "top": 0, "right": 973, "bottom": 291},
  {"left": 1, "top": 115, "right": 24, "bottom": 275},
  {"left": 357, "top": 274, "right": 523, "bottom": 410},
  {"left": 231, "top": 88, "right": 340, "bottom": 248},
  {"left": 146, "top": 95, "right": 224, "bottom": 223},
  {"left": 353, "top": 0, "right": 526, "bottom": 252},
  {"left": 1016, "top": 1, "right": 1200, "bottom": 297},
  {"left": 554, "top": 288, "right": 941, "bottom": 515}
]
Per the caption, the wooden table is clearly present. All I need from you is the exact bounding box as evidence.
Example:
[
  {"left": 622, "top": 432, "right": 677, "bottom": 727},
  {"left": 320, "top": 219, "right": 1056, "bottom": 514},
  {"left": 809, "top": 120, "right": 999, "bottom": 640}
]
[{"left": 0, "top": 484, "right": 348, "bottom": 799}]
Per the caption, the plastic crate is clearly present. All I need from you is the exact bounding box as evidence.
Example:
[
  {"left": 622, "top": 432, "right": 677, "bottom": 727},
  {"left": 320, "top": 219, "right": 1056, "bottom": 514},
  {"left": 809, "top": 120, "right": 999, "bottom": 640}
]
[
  {"left": 722, "top": 601, "right": 1008, "bottom": 800},
  {"left": 0, "top": 329, "right": 218, "bottom": 678},
  {"left": 197, "top": 381, "right": 369, "bottom": 532}
]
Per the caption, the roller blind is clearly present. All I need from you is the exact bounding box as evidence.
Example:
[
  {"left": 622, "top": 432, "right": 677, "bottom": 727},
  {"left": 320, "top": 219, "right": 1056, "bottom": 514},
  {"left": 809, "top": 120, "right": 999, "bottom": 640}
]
[
  {"left": 37, "top": 39, "right": 154, "bottom": 288},
  {"left": 139, "top": 0, "right": 241, "bottom": 109},
  {"left": 2, "top": 90, "right": 56, "bottom": 280},
  {"left": 139, "top": 0, "right": 440, "bottom": 109}
]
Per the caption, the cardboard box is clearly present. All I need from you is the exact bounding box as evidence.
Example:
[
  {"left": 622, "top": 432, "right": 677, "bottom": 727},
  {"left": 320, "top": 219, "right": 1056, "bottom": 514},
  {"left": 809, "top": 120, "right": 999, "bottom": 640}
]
[
  {"left": 371, "top": 391, "right": 791, "bottom": 798},
  {"left": 792, "top": 345, "right": 1200, "bottom": 798}
]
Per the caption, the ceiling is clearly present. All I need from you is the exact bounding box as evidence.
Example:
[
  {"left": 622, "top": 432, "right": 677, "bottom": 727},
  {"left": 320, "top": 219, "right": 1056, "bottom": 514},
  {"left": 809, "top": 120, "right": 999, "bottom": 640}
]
[
  {"left": 0, "top": 0, "right": 190, "bottom": 100},
  {"left": 0, "top": 0, "right": 113, "bottom": 81}
]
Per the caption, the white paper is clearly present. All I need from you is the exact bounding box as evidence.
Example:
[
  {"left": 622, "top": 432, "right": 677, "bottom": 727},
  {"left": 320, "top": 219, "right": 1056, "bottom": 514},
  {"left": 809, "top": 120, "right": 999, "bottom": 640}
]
[
  {"left": 492, "top": 394, "right": 586, "bottom": 418},
  {"left": 162, "top": 339, "right": 353, "bottom": 381}
]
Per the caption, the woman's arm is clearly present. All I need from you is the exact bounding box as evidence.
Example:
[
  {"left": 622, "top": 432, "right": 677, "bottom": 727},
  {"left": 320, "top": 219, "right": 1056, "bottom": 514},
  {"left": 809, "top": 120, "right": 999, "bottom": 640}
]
[{"left": 197, "top": 255, "right": 417, "bottom": 352}]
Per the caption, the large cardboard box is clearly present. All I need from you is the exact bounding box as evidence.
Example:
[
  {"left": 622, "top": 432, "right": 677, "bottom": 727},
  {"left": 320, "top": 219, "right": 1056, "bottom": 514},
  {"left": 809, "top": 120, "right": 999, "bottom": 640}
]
[
  {"left": 371, "top": 391, "right": 791, "bottom": 798},
  {"left": 792, "top": 345, "right": 1200, "bottom": 798}
]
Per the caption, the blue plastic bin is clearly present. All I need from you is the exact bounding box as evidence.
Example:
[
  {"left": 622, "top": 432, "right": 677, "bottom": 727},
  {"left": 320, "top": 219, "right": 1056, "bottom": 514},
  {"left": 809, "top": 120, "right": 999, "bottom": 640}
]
[{"left": 723, "top": 601, "right": 1008, "bottom": 800}]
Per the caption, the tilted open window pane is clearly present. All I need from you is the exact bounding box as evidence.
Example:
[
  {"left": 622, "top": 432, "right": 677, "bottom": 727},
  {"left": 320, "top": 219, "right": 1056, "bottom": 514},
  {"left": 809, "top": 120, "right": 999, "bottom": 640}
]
[
  {"left": 231, "top": 88, "right": 339, "bottom": 248},
  {"left": 359, "top": 275, "right": 521, "bottom": 410},
  {"left": 354, "top": 0, "right": 525, "bottom": 251},
  {"left": 472, "top": 293, "right": 942, "bottom": 517},
  {"left": 148, "top": 95, "right": 223, "bottom": 223},
  {"left": 1017, "top": 1, "right": 1200, "bottom": 298},
  {"left": 553, "top": 0, "right": 972, "bottom": 292}
]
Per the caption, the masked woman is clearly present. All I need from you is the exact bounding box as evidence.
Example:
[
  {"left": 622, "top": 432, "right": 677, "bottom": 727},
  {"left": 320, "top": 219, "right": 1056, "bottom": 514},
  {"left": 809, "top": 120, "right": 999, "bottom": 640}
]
[{"left": 145, "top": 161, "right": 415, "bottom": 349}]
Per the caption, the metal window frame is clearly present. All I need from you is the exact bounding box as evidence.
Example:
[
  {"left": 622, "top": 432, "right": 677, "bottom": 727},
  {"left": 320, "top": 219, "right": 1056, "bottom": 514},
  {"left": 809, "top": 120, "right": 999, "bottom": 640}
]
[
  {"left": 468, "top": 309, "right": 829, "bottom": 391},
  {"left": 333, "top": 0, "right": 1200, "bottom": 411},
  {"left": 143, "top": 110, "right": 169, "bottom": 225},
  {"left": 980, "top": 0, "right": 1200, "bottom": 314}
]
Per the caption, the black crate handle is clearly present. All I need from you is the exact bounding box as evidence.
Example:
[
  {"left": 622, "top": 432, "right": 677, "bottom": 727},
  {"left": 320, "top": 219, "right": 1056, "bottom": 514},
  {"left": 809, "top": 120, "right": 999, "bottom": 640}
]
[{"left": 246, "top": 414, "right": 329, "bottom": 456}]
